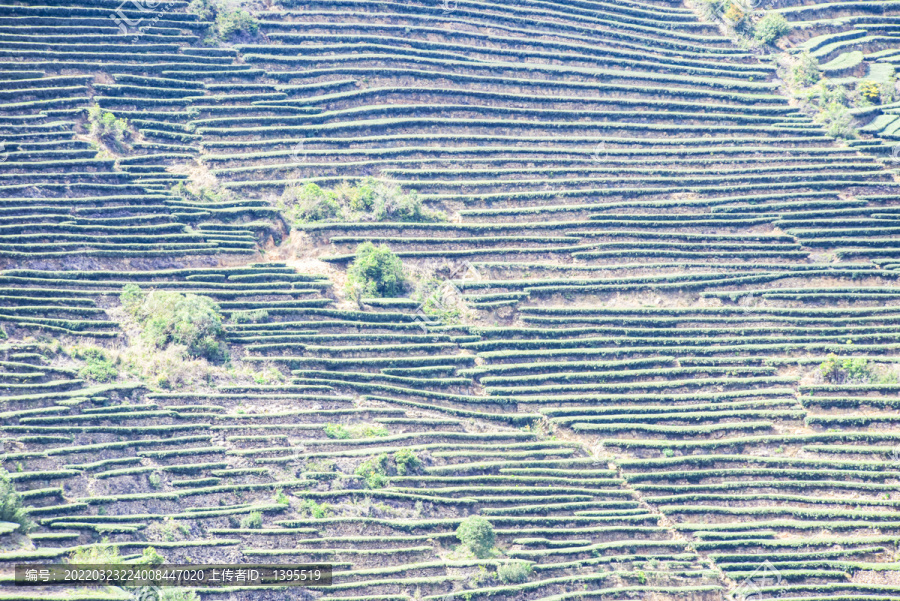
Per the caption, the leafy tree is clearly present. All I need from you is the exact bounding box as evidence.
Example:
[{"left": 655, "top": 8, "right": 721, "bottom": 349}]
[
  {"left": 281, "top": 182, "right": 341, "bottom": 223},
  {"left": 0, "top": 468, "right": 32, "bottom": 532},
  {"left": 87, "top": 105, "right": 129, "bottom": 150},
  {"left": 753, "top": 13, "right": 789, "bottom": 44},
  {"left": 121, "top": 286, "right": 226, "bottom": 361},
  {"left": 456, "top": 516, "right": 495, "bottom": 558},
  {"left": 347, "top": 242, "right": 406, "bottom": 298}
]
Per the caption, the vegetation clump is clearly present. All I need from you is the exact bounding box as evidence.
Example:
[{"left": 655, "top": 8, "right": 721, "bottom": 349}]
[
  {"left": 72, "top": 346, "right": 118, "bottom": 383},
  {"left": 87, "top": 105, "right": 130, "bottom": 151},
  {"left": 279, "top": 178, "right": 445, "bottom": 224},
  {"left": 498, "top": 561, "right": 533, "bottom": 583},
  {"left": 0, "top": 468, "right": 32, "bottom": 532},
  {"left": 323, "top": 422, "right": 389, "bottom": 439},
  {"left": 753, "top": 13, "right": 789, "bottom": 44},
  {"left": 347, "top": 243, "right": 407, "bottom": 298},
  {"left": 354, "top": 449, "right": 422, "bottom": 489},
  {"left": 456, "top": 516, "right": 496, "bottom": 558},
  {"left": 188, "top": 0, "right": 259, "bottom": 40},
  {"left": 819, "top": 354, "right": 872, "bottom": 384},
  {"left": 121, "top": 285, "right": 226, "bottom": 361}
]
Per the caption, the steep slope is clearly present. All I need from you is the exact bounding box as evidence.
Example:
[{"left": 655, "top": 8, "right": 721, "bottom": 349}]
[{"left": 1, "top": 1, "right": 900, "bottom": 601}]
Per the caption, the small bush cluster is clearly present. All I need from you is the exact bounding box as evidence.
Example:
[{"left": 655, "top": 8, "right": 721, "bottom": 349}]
[
  {"left": 187, "top": 0, "right": 258, "bottom": 40},
  {"left": 121, "top": 285, "right": 227, "bottom": 361},
  {"left": 347, "top": 243, "right": 406, "bottom": 298},
  {"left": 0, "top": 468, "right": 32, "bottom": 532},
  {"left": 279, "top": 178, "right": 445, "bottom": 224},
  {"left": 69, "top": 537, "right": 121, "bottom": 563},
  {"left": 240, "top": 511, "right": 263, "bottom": 529},
  {"left": 323, "top": 422, "right": 389, "bottom": 439},
  {"left": 819, "top": 354, "right": 872, "bottom": 384},
  {"left": 87, "top": 105, "right": 129, "bottom": 151},
  {"left": 753, "top": 13, "right": 789, "bottom": 44},
  {"left": 497, "top": 561, "right": 533, "bottom": 583},
  {"left": 354, "top": 449, "right": 422, "bottom": 489},
  {"left": 72, "top": 346, "right": 118, "bottom": 383},
  {"left": 456, "top": 516, "right": 496, "bottom": 559},
  {"left": 300, "top": 499, "right": 331, "bottom": 519}
]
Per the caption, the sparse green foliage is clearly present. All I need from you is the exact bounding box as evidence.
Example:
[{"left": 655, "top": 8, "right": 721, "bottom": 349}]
[
  {"left": 791, "top": 53, "right": 821, "bottom": 87},
  {"left": 819, "top": 354, "right": 872, "bottom": 384},
  {"left": 121, "top": 286, "right": 226, "bottom": 361},
  {"left": 240, "top": 511, "right": 263, "bottom": 529},
  {"left": 216, "top": 7, "right": 258, "bottom": 38},
  {"left": 69, "top": 538, "right": 121, "bottom": 564},
  {"left": 158, "top": 589, "right": 201, "bottom": 601},
  {"left": 347, "top": 242, "right": 406, "bottom": 298},
  {"left": 300, "top": 499, "right": 331, "bottom": 519},
  {"left": 72, "top": 346, "right": 118, "bottom": 383},
  {"left": 148, "top": 472, "right": 162, "bottom": 489},
  {"left": 355, "top": 453, "right": 390, "bottom": 489},
  {"left": 231, "top": 309, "right": 269, "bottom": 324},
  {"left": 280, "top": 182, "right": 342, "bottom": 223},
  {"left": 0, "top": 468, "right": 32, "bottom": 532},
  {"left": 188, "top": 0, "right": 258, "bottom": 40},
  {"left": 323, "top": 422, "right": 389, "bottom": 439},
  {"left": 136, "top": 547, "right": 165, "bottom": 565},
  {"left": 280, "top": 178, "right": 445, "bottom": 225},
  {"left": 456, "top": 516, "right": 496, "bottom": 558},
  {"left": 497, "top": 561, "right": 533, "bottom": 583},
  {"left": 87, "top": 105, "right": 129, "bottom": 150},
  {"left": 393, "top": 448, "right": 422, "bottom": 476},
  {"left": 753, "top": 13, "right": 789, "bottom": 44}
]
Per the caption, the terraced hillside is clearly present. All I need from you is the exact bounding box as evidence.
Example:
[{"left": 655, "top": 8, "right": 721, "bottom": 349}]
[{"left": 2, "top": 1, "right": 900, "bottom": 601}]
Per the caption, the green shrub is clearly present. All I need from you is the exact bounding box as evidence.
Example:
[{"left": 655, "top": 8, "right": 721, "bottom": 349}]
[
  {"left": 753, "top": 13, "right": 789, "bottom": 44},
  {"left": 188, "top": 0, "right": 258, "bottom": 40},
  {"left": 415, "top": 277, "right": 465, "bottom": 325},
  {"left": 87, "top": 105, "right": 129, "bottom": 151},
  {"left": 0, "top": 468, "right": 32, "bottom": 532},
  {"left": 69, "top": 537, "right": 121, "bottom": 564},
  {"left": 216, "top": 8, "right": 258, "bottom": 38},
  {"left": 819, "top": 354, "right": 872, "bottom": 383},
  {"left": 281, "top": 182, "right": 342, "bottom": 223},
  {"left": 136, "top": 547, "right": 165, "bottom": 565},
  {"left": 121, "top": 286, "right": 226, "bottom": 361},
  {"left": 393, "top": 448, "right": 422, "bottom": 475},
  {"left": 148, "top": 472, "right": 162, "bottom": 489},
  {"left": 240, "top": 511, "right": 263, "bottom": 529},
  {"left": 370, "top": 181, "right": 440, "bottom": 222},
  {"left": 231, "top": 309, "right": 268, "bottom": 324},
  {"left": 72, "top": 346, "right": 118, "bottom": 383},
  {"left": 498, "top": 561, "right": 533, "bottom": 583},
  {"left": 355, "top": 454, "right": 390, "bottom": 489},
  {"left": 159, "top": 590, "right": 201, "bottom": 601},
  {"left": 323, "top": 423, "right": 389, "bottom": 439},
  {"left": 120, "top": 283, "right": 145, "bottom": 314},
  {"left": 791, "top": 53, "right": 820, "bottom": 87},
  {"left": 347, "top": 242, "right": 406, "bottom": 298},
  {"left": 300, "top": 499, "right": 331, "bottom": 519},
  {"left": 287, "top": 178, "right": 445, "bottom": 223},
  {"left": 456, "top": 516, "right": 495, "bottom": 559}
]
